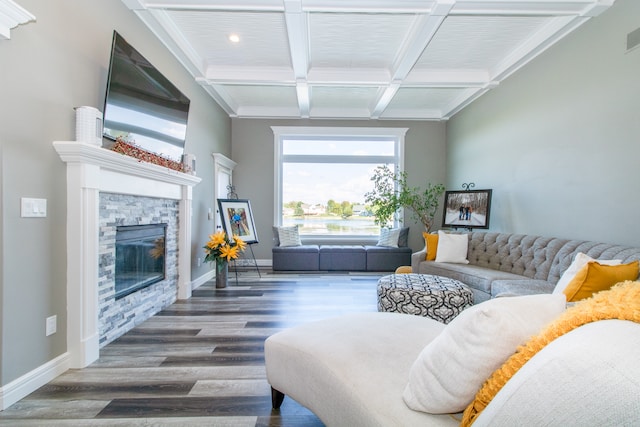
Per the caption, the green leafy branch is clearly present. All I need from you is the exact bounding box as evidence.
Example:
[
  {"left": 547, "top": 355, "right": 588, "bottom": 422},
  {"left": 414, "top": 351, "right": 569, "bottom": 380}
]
[{"left": 364, "top": 165, "right": 445, "bottom": 232}]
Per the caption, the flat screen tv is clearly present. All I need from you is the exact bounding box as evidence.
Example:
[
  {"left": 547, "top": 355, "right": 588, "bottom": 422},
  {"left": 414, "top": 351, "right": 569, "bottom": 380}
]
[{"left": 102, "top": 31, "right": 190, "bottom": 162}]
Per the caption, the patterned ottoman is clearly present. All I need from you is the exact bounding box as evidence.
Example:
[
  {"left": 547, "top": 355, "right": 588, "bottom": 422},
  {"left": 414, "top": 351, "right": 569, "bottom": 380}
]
[{"left": 377, "top": 274, "right": 473, "bottom": 323}]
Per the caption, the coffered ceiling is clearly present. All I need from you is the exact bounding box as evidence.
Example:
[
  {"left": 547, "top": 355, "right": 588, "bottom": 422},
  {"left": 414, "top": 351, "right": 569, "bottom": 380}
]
[{"left": 122, "top": 0, "right": 614, "bottom": 120}]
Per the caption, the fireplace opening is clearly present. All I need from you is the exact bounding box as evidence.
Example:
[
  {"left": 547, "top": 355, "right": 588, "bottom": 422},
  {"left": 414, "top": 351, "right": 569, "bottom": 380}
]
[{"left": 115, "top": 224, "right": 167, "bottom": 300}]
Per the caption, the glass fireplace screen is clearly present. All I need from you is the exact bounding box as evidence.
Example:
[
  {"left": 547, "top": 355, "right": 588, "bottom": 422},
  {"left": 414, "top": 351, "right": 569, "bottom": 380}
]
[{"left": 115, "top": 223, "right": 167, "bottom": 299}]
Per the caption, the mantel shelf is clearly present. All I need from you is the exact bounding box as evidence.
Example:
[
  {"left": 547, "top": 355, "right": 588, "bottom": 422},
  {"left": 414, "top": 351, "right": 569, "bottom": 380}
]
[{"left": 53, "top": 141, "right": 201, "bottom": 187}]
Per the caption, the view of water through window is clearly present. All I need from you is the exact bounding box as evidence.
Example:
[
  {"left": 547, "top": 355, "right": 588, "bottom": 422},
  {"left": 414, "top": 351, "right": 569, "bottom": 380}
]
[{"left": 280, "top": 137, "right": 399, "bottom": 236}]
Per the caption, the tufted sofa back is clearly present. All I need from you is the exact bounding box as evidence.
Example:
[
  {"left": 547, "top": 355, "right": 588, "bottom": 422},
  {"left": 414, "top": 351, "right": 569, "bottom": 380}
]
[
  {"left": 467, "top": 232, "right": 569, "bottom": 281},
  {"left": 466, "top": 232, "right": 640, "bottom": 284},
  {"left": 548, "top": 240, "right": 640, "bottom": 284}
]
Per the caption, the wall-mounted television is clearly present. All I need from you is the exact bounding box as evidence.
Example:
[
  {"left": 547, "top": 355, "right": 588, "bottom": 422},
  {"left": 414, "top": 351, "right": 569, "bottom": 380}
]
[{"left": 102, "top": 31, "right": 190, "bottom": 162}]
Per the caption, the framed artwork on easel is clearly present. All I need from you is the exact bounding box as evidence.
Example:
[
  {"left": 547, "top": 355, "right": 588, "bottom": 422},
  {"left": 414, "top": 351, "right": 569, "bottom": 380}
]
[{"left": 217, "top": 199, "right": 259, "bottom": 244}]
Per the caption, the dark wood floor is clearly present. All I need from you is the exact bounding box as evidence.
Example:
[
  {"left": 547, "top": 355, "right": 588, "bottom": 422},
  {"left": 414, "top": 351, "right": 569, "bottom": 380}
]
[{"left": 0, "top": 272, "right": 383, "bottom": 426}]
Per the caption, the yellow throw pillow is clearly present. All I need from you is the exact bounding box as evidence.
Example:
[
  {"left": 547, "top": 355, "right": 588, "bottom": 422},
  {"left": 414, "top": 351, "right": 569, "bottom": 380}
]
[
  {"left": 562, "top": 260, "right": 639, "bottom": 302},
  {"left": 395, "top": 266, "right": 413, "bottom": 274},
  {"left": 422, "top": 232, "right": 439, "bottom": 261}
]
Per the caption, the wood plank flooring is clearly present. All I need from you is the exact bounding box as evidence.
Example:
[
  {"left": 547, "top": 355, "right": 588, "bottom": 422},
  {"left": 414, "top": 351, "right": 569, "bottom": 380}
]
[{"left": 0, "top": 272, "right": 384, "bottom": 426}]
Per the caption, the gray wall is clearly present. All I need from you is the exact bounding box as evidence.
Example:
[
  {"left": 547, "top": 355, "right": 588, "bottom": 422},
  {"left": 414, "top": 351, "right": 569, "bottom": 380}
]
[
  {"left": 0, "top": 0, "right": 230, "bottom": 385},
  {"left": 231, "top": 119, "right": 447, "bottom": 259},
  {"left": 446, "top": 0, "right": 640, "bottom": 247}
]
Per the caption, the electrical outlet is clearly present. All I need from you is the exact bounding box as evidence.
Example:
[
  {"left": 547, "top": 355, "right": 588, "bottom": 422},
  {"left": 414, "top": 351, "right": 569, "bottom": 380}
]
[
  {"left": 46, "top": 315, "right": 57, "bottom": 336},
  {"left": 197, "top": 257, "right": 202, "bottom": 267}
]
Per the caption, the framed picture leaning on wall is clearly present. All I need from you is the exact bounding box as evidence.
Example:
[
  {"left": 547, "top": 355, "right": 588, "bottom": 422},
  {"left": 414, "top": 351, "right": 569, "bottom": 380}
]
[
  {"left": 442, "top": 189, "right": 492, "bottom": 229},
  {"left": 217, "top": 199, "right": 259, "bottom": 244}
]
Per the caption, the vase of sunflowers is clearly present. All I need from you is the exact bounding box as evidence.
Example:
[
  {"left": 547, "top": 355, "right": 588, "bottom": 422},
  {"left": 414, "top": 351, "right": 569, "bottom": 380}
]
[{"left": 204, "top": 230, "right": 247, "bottom": 288}]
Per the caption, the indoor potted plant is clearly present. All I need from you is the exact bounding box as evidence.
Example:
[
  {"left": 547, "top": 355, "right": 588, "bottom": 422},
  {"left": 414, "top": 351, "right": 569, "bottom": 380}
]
[
  {"left": 365, "top": 165, "right": 445, "bottom": 232},
  {"left": 204, "top": 230, "right": 247, "bottom": 288}
]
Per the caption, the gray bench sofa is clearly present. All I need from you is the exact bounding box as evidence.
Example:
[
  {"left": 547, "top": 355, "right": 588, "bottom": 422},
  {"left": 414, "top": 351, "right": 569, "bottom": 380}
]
[
  {"left": 411, "top": 231, "right": 640, "bottom": 303},
  {"left": 273, "top": 227, "right": 412, "bottom": 272}
]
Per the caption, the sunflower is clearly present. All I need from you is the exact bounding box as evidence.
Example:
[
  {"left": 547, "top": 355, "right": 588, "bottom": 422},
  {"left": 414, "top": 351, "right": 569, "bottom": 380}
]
[
  {"left": 220, "top": 245, "right": 239, "bottom": 262},
  {"left": 208, "top": 231, "right": 227, "bottom": 247},
  {"left": 203, "top": 231, "right": 246, "bottom": 264},
  {"left": 233, "top": 236, "right": 247, "bottom": 251}
]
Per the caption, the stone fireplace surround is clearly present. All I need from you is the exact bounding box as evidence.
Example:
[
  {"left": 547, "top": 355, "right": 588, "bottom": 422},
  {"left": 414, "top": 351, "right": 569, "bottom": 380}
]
[
  {"left": 54, "top": 141, "right": 201, "bottom": 369},
  {"left": 99, "top": 194, "right": 178, "bottom": 347}
]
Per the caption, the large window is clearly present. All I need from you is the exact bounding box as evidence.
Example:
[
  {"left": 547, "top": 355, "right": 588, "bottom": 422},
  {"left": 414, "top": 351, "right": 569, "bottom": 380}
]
[{"left": 273, "top": 127, "right": 406, "bottom": 238}]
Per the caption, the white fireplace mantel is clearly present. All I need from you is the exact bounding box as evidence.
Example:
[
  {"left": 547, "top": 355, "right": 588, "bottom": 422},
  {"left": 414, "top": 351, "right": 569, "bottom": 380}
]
[{"left": 53, "top": 141, "right": 201, "bottom": 368}]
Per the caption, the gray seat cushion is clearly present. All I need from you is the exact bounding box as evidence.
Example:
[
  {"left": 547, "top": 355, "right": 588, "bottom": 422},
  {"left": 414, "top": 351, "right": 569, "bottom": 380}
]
[
  {"left": 319, "top": 245, "right": 366, "bottom": 271},
  {"left": 272, "top": 245, "right": 319, "bottom": 271}
]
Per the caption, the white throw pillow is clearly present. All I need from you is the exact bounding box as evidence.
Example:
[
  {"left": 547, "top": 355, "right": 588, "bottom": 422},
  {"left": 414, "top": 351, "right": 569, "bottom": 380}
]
[
  {"left": 377, "top": 228, "right": 400, "bottom": 248},
  {"left": 434, "top": 231, "right": 469, "bottom": 264},
  {"left": 402, "top": 293, "right": 566, "bottom": 414},
  {"left": 277, "top": 225, "right": 301, "bottom": 247},
  {"left": 553, "top": 252, "right": 621, "bottom": 295}
]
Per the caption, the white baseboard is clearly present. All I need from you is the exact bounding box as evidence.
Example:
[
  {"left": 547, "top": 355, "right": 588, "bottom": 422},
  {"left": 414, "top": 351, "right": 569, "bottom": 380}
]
[
  {"left": 0, "top": 352, "right": 70, "bottom": 410},
  {"left": 232, "top": 258, "right": 272, "bottom": 268},
  {"left": 191, "top": 268, "right": 215, "bottom": 290}
]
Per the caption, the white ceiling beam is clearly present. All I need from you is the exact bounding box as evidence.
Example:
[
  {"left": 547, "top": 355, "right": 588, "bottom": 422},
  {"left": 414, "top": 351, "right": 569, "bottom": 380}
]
[
  {"left": 391, "top": 0, "right": 455, "bottom": 80},
  {"left": 371, "top": 81, "right": 402, "bottom": 119},
  {"left": 121, "top": 0, "right": 146, "bottom": 9},
  {"left": 372, "top": 0, "right": 454, "bottom": 117},
  {"left": 283, "top": 0, "right": 311, "bottom": 119},
  {"left": 309, "top": 107, "right": 373, "bottom": 119},
  {"left": 147, "top": 9, "right": 207, "bottom": 76},
  {"left": 130, "top": 0, "right": 284, "bottom": 12},
  {"left": 204, "top": 66, "right": 295, "bottom": 84},
  {"left": 234, "top": 105, "right": 306, "bottom": 118},
  {"left": 307, "top": 68, "right": 390, "bottom": 85},
  {"left": 296, "top": 80, "right": 310, "bottom": 118},
  {"left": 441, "top": 83, "right": 498, "bottom": 119},
  {"left": 132, "top": 0, "right": 613, "bottom": 15},
  {"left": 122, "top": 0, "right": 617, "bottom": 121},
  {"left": 125, "top": 7, "right": 208, "bottom": 86},
  {"left": 0, "top": 0, "right": 35, "bottom": 40},
  {"left": 582, "top": 0, "right": 616, "bottom": 17},
  {"left": 490, "top": 15, "right": 585, "bottom": 82},
  {"left": 195, "top": 80, "right": 239, "bottom": 116},
  {"left": 284, "top": 0, "right": 309, "bottom": 79},
  {"left": 201, "top": 66, "right": 491, "bottom": 88},
  {"left": 379, "top": 108, "right": 445, "bottom": 121},
  {"left": 404, "top": 69, "right": 490, "bottom": 86},
  {"left": 300, "top": 0, "right": 437, "bottom": 13},
  {"left": 449, "top": 0, "right": 614, "bottom": 16}
]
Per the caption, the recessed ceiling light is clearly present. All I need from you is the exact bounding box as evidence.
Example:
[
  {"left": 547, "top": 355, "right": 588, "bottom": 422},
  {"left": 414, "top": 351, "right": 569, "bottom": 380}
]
[{"left": 229, "top": 34, "right": 240, "bottom": 43}]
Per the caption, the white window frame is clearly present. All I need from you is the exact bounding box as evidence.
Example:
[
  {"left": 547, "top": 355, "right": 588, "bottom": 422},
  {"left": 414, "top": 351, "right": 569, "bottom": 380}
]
[{"left": 272, "top": 126, "right": 407, "bottom": 240}]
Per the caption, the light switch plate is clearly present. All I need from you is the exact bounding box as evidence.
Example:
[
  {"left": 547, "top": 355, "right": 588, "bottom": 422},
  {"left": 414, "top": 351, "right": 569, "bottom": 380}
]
[
  {"left": 46, "top": 315, "right": 57, "bottom": 336},
  {"left": 21, "top": 198, "right": 47, "bottom": 218}
]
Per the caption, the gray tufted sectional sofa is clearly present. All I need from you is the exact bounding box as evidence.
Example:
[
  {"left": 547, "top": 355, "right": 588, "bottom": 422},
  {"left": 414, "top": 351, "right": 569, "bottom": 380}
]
[{"left": 411, "top": 231, "right": 640, "bottom": 303}]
